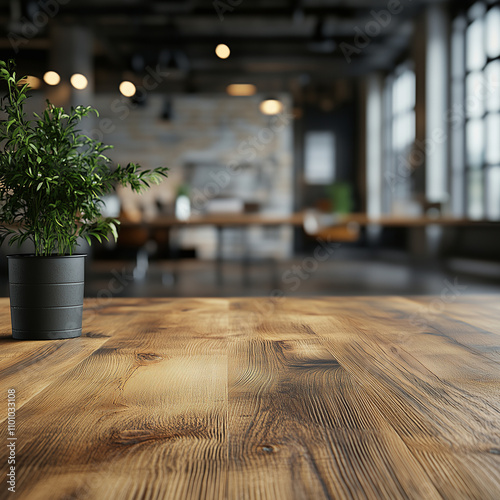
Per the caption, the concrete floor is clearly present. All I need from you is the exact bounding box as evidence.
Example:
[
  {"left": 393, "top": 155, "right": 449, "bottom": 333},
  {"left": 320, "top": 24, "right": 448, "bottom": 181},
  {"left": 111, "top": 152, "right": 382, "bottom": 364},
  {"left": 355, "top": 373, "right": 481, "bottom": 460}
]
[
  {"left": 82, "top": 249, "right": 500, "bottom": 298},
  {"left": 1, "top": 249, "right": 498, "bottom": 299}
]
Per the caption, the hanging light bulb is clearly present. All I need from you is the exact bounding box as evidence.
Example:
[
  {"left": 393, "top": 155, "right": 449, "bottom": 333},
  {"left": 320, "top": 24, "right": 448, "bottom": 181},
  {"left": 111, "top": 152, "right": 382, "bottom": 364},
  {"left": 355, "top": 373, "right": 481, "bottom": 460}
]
[
  {"left": 119, "top": 81, "right": 136, "bottom": 97},
  {"left": 70, "top": 73, "right": 88, "bottom": 90},
  {"left": 227, "top": 84, "right": 257, "bottom": 96},
  {"left": 215, "top": 43, "right": 230, "bottom": 59},
  {"left": 259, "top": 98, "right": 283, "bottom": 115},
  {"left": 43, "top": 71, "right": 60, "bottom": 86}
]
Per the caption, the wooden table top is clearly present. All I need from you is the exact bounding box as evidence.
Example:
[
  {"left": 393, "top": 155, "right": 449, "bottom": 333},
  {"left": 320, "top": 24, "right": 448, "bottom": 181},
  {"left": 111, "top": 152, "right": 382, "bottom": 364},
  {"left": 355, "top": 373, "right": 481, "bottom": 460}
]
[
  {"left": 329, "top": 214, "right": 500, "bottom": 226},
  {"left": 7, "top": 213, "right": 498, "bottom": 235},
  {"left": 1, "top": 295, "right": 499, "bottom": 499},
  {"left": 120, "top": 212, "right": 305, "bottom": 228}
]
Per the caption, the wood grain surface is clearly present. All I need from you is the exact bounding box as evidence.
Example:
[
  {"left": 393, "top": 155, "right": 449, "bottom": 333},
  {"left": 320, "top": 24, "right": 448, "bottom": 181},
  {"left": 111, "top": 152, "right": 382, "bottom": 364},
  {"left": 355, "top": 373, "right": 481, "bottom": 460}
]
[{"left": 0, "top": 296, "right": 499, "bottom": 499}]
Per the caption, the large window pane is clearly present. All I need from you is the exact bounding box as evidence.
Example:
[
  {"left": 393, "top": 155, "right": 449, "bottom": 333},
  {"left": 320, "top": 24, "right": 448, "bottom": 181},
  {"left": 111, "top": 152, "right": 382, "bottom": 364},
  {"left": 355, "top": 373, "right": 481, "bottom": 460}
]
[
  {"left": 406, "top": 70, "right": 416, "bottom": 110},
  {"left": 467, "top": 169, "right": 484, "bottom": 219},
  {"left": 466, "top": 71, "right": 486, "bottom": 117},
  {"left": 386, "top": 65, "right": 415, "bottom": 215},
  {"left": 392, "top": 74, "right": 401, "bottom": 115},
  {"left": 466, "top": 18, "right": 486, "bottom": 71},
  {"left": 486, "top": 166, "right": 500, "bottom": 220},
  {"left": 486, "top": 113, "right": 500, "bottom": 164},
  {"left": 392, "top": 68, "right": 414, "bottom": 115},
  {"left": 408, "top": 111, "right": 415, "bottom": 147},
  {"left": 466, "top": 118, "right": 484, "bottom": 167},
  {"left": 485, "top": 60, "right": 500, "bottom": 112},
  {"left": 392, "top": 113, "right": 415, "bottom": 153},
  {"left": 486, "top": 6, "right": 500, "bottom": 59}
]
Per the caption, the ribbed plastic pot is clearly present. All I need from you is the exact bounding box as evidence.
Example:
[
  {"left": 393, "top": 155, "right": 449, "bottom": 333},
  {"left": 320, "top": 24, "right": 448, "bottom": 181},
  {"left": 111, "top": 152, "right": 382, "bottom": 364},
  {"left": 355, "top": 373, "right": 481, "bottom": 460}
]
[{"left": 7, "top": 254, "right": 85, "bottom": 340}]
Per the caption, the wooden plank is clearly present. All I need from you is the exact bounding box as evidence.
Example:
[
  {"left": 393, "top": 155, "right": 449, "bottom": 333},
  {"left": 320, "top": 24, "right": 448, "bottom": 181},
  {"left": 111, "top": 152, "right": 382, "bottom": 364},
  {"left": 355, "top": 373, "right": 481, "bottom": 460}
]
[
  {"left": 404, "top": 295, "right": 500, "bottom": 344},
  {"left": 227, "top": 299, "right": 441, "bottom": 499},
  {"left": 1, "top": 298, "right": 228, "bottom": 500},
  {"left": 0, "top": 298, "right": 121, "bottom": 417}
]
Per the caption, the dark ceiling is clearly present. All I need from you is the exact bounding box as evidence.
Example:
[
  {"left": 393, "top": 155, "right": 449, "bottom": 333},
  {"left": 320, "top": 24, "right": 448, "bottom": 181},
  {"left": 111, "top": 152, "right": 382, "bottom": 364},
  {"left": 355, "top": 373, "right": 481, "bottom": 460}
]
[{"left": 0, "top": 0, "right": 456, "bottom": 93}]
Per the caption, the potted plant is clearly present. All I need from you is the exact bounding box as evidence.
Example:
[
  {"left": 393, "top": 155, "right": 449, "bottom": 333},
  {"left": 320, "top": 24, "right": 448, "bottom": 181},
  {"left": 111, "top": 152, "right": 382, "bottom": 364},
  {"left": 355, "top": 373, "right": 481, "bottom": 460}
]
[{"left": 0, "top": 60, "right": 168, "bottom": 340}]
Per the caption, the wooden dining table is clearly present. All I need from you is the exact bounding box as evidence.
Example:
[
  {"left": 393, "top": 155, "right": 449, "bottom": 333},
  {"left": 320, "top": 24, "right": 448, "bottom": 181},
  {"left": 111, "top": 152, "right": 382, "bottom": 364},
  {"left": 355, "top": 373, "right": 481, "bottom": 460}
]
[{"left": 0, "top": 295, "right": 499, "bottom": 499}]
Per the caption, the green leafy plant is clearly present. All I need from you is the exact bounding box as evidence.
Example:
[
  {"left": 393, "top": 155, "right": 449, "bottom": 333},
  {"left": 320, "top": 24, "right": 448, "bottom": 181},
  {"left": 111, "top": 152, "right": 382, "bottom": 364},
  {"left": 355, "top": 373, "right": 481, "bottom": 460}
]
[{"left": 0, "top": 60, "right": 168, "bottom": 256}]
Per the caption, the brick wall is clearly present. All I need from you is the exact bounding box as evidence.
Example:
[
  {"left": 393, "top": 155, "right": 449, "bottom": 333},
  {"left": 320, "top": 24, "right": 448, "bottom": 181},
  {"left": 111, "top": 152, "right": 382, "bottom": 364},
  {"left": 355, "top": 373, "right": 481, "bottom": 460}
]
[{"left": 90, "top": 93, "right": 294, "bottom": 259}]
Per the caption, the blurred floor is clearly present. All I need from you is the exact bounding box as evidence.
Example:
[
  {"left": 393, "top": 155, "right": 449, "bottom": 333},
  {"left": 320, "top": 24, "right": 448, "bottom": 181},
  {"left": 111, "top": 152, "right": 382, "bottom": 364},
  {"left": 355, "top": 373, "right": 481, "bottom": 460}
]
[{"left": 81, "top": 249, "right": 500, "bottom": 298}]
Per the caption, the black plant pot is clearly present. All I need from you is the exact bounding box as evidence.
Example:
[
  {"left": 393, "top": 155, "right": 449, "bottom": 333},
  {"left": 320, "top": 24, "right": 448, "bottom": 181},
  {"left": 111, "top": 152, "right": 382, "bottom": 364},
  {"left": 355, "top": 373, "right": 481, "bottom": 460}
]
[{"left": 7, "top": 254, "right": 85, "bottom": 340}]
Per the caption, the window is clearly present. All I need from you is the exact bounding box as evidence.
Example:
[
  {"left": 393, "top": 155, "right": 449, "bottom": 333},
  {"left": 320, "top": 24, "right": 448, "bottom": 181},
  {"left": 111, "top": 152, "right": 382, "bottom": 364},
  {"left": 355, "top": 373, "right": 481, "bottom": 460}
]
[
  {"left": 382, "top": 64, "right": 416, "bottom": 214},
  {"left": 304, "top": 131, "right": 336, "bottom": 184},
  {"left": 451, "top": 2, "right": 500, "bottom": 220},
  {"left": 486, "top": 6, "right": 500, "bottom": 58}
]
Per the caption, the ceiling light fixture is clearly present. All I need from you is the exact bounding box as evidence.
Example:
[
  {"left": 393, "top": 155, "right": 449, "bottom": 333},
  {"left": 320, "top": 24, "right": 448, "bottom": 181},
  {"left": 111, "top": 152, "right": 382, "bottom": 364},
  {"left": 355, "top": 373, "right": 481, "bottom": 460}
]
[
  {"left": 259, "top": 98, "right": 283, "bottom": 115},
  {"left": 18, "top": 75, "right": 41, "bottom": 89},
  {"left": 70, "top": 73, "right": 88, "bottom": 90},
  {"left": 226, "top": 84, "right": 257, "bottom": 96},
  {"left": 119, "top": 80, "right": 136, "bottom": 97},
  {"left": 43, "top": 71, "right": 60, "bottom": 86},
  {"left": 215, "top": 43, "right": 230, "bottom": 59}
]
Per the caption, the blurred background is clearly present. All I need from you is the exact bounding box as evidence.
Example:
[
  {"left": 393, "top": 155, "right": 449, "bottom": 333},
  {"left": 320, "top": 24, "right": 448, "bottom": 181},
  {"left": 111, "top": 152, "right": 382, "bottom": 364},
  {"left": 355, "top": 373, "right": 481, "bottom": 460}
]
[{"left": 1, "top": 0, "right": 500, "bottom": 298}]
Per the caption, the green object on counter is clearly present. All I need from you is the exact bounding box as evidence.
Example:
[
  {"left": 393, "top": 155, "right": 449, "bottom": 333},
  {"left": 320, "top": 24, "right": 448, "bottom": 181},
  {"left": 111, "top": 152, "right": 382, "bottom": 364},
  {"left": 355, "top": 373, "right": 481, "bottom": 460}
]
[{"left": 327, "top": 182, "right": 353, "bottom": 214}]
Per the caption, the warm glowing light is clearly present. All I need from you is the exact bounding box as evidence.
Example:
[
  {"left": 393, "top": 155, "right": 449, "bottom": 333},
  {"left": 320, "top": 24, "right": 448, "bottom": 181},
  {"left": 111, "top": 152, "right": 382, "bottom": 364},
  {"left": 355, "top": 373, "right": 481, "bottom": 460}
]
[
  {"left": 119, "top": 80, "right": 136, "bottom": 97},
  {"left": 70, "top": 73, "right": 88, "bottom": 90},
  {"left": 226, "top": 84, "right": 257, "bottom": 96},
  {"left": 259, "top": 99, "right": 283, "bottom": 115},
  {"left": 43, "top": 71, "right": 60, "bottom": 86},
  {"left": 215, "top": 44, "right": 230, "bottom": 59},
  {"left": 18, "top": 75, "right": 42, "bottom": 89}
]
